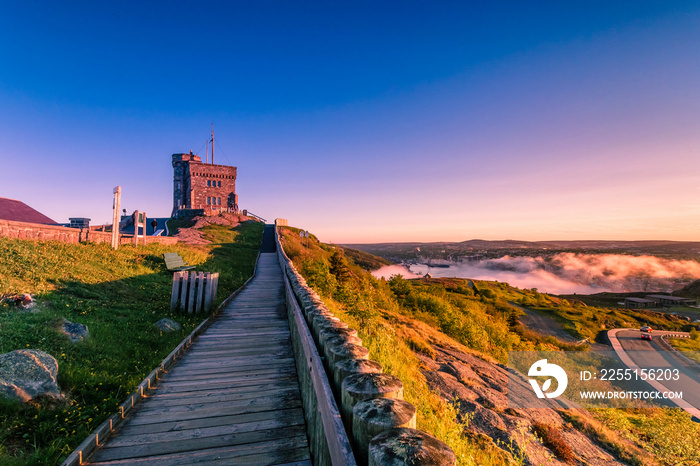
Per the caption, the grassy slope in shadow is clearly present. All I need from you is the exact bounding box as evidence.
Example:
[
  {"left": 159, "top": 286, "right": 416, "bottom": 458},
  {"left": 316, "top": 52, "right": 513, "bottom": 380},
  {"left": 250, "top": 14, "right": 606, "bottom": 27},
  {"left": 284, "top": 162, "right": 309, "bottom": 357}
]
[{"left": 0, "top": 220, "right": 263, "bottom": 465}]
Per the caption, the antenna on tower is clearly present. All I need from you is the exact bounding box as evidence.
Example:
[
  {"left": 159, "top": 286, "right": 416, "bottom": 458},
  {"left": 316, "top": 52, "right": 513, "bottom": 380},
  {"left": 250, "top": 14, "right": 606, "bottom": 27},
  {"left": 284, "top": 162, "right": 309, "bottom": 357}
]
[
  {"left": 211, "top": 123, "right": 215, "bottom": 165},
  {"left": 205, "top": 139, "right": 209, "bottom": 163}
]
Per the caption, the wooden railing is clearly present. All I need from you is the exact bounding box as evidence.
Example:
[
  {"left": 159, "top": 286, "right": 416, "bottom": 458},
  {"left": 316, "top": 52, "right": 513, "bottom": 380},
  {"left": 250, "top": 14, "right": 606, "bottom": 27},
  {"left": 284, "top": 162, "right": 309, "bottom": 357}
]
[
  {"left": 275, "top": 229, "right": 356, "bottom": 466},
  {"left": 275, "top": 227, "right": 456, "bottom": 465},
  {"left": 244, "top": 210, "right": 266, "bottom": 223}
]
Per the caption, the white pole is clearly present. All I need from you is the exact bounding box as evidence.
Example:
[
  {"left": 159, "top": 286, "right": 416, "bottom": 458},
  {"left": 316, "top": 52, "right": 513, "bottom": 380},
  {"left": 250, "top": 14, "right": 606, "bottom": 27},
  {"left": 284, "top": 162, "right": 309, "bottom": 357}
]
[{"left": 111, "top": 186, "right": 121, "bottom": 250}]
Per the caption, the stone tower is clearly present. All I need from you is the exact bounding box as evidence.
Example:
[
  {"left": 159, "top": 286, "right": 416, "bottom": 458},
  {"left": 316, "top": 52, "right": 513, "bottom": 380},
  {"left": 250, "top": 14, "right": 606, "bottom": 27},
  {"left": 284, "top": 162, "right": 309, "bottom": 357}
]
[{"left": 171, "top": 151, "right": 238, "bottom": 217}]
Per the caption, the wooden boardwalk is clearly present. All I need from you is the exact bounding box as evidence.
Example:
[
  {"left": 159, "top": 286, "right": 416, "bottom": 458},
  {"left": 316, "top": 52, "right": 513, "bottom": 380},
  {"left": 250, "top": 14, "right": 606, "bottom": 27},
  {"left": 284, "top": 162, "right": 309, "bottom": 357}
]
[{"left": 86, "top": 253, "right": 311, "bottom": 466}]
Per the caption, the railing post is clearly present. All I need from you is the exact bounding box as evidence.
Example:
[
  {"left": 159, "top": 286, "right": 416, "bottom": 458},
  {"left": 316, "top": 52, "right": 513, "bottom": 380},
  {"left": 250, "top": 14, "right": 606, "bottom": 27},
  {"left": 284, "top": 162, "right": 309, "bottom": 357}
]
[
  {"left": 211, "top": 273, "right": 219, "bottom": 306},
  {"left": 170, "top": 272, "right": 182, "bottom": 311},
  {"left": 179, "top": 272, "right": 189, "bottom": 311},
  {"left": 187, "top": 271, "right": 196, "bottom": 313}
]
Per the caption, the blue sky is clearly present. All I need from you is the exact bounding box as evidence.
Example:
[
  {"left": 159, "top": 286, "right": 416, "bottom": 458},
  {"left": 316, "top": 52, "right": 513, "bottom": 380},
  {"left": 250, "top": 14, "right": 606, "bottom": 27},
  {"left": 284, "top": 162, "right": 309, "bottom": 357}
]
[{"left": 1, "top": 1, "right": 699, "bottom": 242}]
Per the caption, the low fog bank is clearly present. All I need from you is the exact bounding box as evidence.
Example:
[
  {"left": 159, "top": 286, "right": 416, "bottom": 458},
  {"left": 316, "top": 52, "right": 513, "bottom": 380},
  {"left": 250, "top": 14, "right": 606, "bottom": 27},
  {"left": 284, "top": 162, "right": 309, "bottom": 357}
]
[{"left": 371, "top": 253, "right": 700, "bottom": 295}]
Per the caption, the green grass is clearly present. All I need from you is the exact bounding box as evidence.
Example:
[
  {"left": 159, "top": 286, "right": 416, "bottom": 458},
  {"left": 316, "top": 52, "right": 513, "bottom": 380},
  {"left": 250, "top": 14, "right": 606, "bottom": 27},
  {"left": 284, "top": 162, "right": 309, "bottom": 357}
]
[
  {"left": 668, "top": 334, "right": 700, "bottom": 364},
  {"left": 339, "top": 246, "right": 393, "bottom": 271},
  {"left": 592, "top": 407, "right": 700, "bottom": 465},
  {"left": 0, "top": 220, "right": 263, "bottom": 465}
]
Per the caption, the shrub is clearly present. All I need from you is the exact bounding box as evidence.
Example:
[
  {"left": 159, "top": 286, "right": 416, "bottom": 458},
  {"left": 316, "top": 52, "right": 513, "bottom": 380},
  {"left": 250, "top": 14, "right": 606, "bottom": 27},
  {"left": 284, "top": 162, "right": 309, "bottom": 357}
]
[
  {"left": 532, "top": 422, "right": 575, "bottom": 463},
  {"left": 388, "top": 274, "right": 413, "bottom": 298},
  {"left": 690, "top": 328, "right": 699, "bottom": 340}
]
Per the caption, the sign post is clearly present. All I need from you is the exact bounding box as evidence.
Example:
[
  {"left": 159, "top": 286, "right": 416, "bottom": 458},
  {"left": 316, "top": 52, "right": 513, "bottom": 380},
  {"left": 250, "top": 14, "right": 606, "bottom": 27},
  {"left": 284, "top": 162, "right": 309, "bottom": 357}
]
[
  {"left": 133, "top": 210, "right": 146, "bottom": 247},
  {"left": 111, "top": 186, "right": 121, "bottom": 250}
]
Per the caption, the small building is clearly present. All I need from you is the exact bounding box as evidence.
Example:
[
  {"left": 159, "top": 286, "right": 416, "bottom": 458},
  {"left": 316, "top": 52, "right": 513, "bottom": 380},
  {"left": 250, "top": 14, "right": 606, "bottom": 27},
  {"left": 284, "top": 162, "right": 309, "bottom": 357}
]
[
  {"left": 69, "top": 218, "right": 91, "bottom": 229},
  {"left": 645, "top": 294, "right": 696, "bottom": 307},
  {"left": 624, "top": 297, "right": 656, "bottom": 309}
]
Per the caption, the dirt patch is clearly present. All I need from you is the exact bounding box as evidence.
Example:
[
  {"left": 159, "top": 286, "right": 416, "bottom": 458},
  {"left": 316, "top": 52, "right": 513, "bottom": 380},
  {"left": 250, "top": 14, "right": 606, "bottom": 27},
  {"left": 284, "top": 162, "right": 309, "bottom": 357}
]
[
  {"left": 511, "top": 302, "right": 579, "bottom": 343},
  {"left": 172, "top": 214, "right": 248, "bottom": 245}
]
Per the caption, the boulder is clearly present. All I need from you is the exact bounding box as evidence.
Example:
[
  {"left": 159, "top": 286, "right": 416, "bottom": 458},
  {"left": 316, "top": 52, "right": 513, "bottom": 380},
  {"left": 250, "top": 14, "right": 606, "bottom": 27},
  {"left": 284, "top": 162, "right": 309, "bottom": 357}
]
[
  {"left": 155, "top": 318, "right": 181, "bottom": 332},
  {"left": 0, "top": 349, "right": 61, "bottom": 402},
  {"left": 61, "top": 319, "right": 89, "bottom": 343}
]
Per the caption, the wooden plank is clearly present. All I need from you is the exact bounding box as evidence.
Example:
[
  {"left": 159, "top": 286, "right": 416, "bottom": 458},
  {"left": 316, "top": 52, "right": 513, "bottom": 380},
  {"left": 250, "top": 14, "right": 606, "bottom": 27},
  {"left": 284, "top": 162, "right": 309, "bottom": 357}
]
[
  {"left": 203, "top": 272, "right": 212, "bottom": 311},
  {"left": 196, "top": 271, "right": 205, "bottom": 313},
  {"left": 123, "top": 393, "right": 302, "bottom": 427},
  {"left": 135, "top": 389, "right": 300, "bottom": 415},
  {"left": 204, "top": 316, "right": 288, "bottom": 324},
  {"left": 164, "top": 359, "right": 294, "bottom": 377},
  {"left": 191, "top": 334, "right": 290, "bottom": 344},
  {"left": 91, "top": 425, "right": 308, "bottom": 462},
  {"left": 187, "top": 270, "right": 196, "bottom": 314},
  {"left": 108, "top": 408, "right": 306, "bottom": 446},
  {"left": 179, "top": 349, "right": 293, "bottom": 362},
  {"left": 179, "top": 270, "right": 189, "bottom": 311},
  {"left": 170, "top": 272, "right": 182, "bottom": 311},
  {"left": 145, "top": 380, "right": 298, "bottom": 401},
  {"left": 151, "top": 375, "right": 299, "bottom": 396},
  {"left": 195, "top": 329, "right": 290, "bottom": 338},
  {"left": 182, "top": 344, "right": 293, "bottom": 356},
  {"left": 162, "top": 361, "right": 296, "bottom": 377},
  {"left": 174, "top": 353, "right": 294, "bottom": 367},
  {"left": 161, "top": 368, "right": 297, "bottom": 387},
  {"left": 165, "top": 357, "right": 295, "bottom": 375},
  {"left": 158, "top": 368, "right": 297, "bottom": 388},
  {"left": 194, "top": 272, "right": 204, "bottom": 314},
  {"left": 211, "top": 272, "right": 219, "bottom": 306},
  {"left": 88, "top": 436, "right": 309, "bottom": 466},
  {"left": 134, "top": 386, "right": 299, "bottom": 409}
]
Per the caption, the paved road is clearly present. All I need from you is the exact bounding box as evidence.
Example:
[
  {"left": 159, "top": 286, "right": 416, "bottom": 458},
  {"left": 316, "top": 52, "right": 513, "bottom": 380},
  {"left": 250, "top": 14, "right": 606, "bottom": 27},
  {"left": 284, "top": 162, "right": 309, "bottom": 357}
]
[{"left": 608, "top": 329, "right": 700, "bottom": 420}]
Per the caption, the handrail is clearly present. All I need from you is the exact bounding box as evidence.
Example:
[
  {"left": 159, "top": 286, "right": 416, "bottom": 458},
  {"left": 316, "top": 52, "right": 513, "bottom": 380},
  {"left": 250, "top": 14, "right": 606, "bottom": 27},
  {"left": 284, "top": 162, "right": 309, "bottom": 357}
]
[
  {"left": 275, "top": 227, "right": 356, "bottom": 466},
  {"left": 246, "top": 211, "right": 266, "bottom": 223}
]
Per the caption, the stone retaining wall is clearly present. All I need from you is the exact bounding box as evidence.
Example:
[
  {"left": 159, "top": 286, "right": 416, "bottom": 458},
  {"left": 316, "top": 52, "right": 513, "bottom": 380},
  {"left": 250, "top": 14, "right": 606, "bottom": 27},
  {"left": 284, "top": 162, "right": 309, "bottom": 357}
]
[
  {"left": 0, "top": 219, "right": 178, "bottom": 246},
  {"left": 276, "top": 227, "right": 455, "bottom": 465}
]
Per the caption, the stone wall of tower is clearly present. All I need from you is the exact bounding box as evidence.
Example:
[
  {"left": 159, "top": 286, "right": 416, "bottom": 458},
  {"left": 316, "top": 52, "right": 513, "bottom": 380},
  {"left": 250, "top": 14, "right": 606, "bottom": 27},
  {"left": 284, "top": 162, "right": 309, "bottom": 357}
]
[
  {"left": 171, "top": 153, "right": 237, "bottom": 216},
  {"left": 187, "top": 163, "right": 237, "bottom": 210},
  {"left": 172, "top": 153, "right": 202, "bottom": 216}
]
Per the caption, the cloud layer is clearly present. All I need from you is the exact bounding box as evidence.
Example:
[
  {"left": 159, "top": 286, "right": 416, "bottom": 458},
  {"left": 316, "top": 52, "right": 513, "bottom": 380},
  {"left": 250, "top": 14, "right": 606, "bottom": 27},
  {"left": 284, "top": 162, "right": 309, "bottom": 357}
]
[{"left": 372, "top": 253, "right": 700, "bottom": 295}]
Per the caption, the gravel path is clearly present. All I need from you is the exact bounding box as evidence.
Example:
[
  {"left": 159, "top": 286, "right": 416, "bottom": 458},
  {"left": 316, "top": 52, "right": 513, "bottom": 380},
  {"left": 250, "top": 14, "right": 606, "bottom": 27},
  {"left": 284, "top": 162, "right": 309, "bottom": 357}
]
[{"left": 509, "top": 302, "right": 578, "bottom": 343}]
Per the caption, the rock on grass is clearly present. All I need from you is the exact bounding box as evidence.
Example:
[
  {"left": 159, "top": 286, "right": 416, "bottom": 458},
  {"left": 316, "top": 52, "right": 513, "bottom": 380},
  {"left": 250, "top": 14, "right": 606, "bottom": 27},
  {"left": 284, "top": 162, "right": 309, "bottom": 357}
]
[
  {"left": 155, "top": 318, "right": 181, "bottom": 332},
  {"left": 0, "top": 349, "right": 62, "bottom": 403}
]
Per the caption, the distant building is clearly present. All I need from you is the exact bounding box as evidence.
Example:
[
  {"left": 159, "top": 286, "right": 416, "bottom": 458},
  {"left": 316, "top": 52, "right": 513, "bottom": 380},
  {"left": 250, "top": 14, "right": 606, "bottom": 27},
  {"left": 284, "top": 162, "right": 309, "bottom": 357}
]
[
  {"left": 645, "top": 294, "right": 696, "bottom": 307},
  {"left": 69, "top": 218, "right": 91, "bottom": 229},
  {"left": 0, "top": 197, "right": 56, "bottom": 225},
  {"left": 624, "top": 297, "right": 656, "bottom": 309},
  {"left": 171, "top": 151, "right": 238, "bottom": 217}
]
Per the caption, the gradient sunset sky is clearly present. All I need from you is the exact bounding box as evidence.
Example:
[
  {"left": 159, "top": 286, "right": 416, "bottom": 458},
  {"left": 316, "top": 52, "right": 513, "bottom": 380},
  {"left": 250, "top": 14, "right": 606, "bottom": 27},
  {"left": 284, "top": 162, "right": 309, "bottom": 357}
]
[{"left": 1, "top": 1, "right": 698, "bottom": 243}]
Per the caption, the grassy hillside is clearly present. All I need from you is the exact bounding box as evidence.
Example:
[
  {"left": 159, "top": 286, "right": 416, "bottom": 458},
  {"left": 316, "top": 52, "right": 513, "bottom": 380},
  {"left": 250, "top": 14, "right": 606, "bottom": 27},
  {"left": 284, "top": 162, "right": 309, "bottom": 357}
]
[
  {"left": 339, "top": 246, "right": 393, "bottom": 271},
  {"left": 280, "top": 226, "right": 700, "bottom": 466},
  {"left": 0, "top": 220, "right": 263, "bottom": 465}
]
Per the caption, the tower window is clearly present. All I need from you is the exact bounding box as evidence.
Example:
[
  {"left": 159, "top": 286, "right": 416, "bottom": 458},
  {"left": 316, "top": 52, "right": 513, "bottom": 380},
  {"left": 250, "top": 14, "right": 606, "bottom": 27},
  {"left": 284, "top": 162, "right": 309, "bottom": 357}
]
[{"left": 217, "top": 181, "right": 221, "bottom": 187}]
